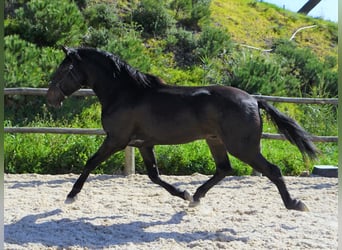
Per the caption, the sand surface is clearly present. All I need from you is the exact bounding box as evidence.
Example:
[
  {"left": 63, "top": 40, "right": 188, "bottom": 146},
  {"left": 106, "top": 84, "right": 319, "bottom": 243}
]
[{"left": 4, "top": 174, "right": 337, "bottom": 249}]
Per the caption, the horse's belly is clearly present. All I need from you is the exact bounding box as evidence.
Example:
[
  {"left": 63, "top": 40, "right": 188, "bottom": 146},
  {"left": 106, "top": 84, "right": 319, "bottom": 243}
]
[
  {"left": 130, "top": 100, "right": 221, "bottom": 146},
  {"left": 130, "top": 122, "right": 214, "bottom": 146}
]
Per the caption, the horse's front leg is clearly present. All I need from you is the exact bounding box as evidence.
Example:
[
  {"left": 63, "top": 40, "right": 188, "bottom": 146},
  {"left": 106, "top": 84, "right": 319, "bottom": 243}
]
[
  {"left": 139, "top": 146, "right": 191, "bottom": 201},
  {"left": 66, "top": 136, "right": 125, "bottom": 203}
]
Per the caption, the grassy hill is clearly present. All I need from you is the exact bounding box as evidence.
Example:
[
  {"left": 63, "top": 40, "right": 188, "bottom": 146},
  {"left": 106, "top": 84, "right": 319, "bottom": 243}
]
[
  {"left": 211, "top": 0, "right": 337, "bottom": 59},
  {"left": 97, "top": 0, "right": 337, "bottom": 59}
]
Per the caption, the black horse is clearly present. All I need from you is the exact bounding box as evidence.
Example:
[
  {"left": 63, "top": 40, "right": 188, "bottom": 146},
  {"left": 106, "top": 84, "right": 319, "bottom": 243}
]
[{"left": 47, "top": 47, "right": 317, "bottom": 211}]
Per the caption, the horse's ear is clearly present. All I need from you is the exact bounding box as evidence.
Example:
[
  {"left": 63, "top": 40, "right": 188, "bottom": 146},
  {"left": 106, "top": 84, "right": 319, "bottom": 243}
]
[
  {"left": 70, "top": 51, "right": 82, "bottom": 62},
  {"left": 61, "top": 46, "right": 81, "bottom": 61},
  {"left": 61, "top": 45, "right": 70, "bottom": 55}
]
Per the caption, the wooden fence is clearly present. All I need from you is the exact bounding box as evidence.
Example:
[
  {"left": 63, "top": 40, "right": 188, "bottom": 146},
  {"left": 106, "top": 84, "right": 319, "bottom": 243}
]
[{"left": 4, "top": 87, "right": 338, "bottom": 174}]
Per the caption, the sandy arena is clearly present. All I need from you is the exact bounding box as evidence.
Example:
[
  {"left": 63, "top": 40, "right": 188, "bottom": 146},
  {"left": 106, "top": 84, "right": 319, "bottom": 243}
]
[{"left": 4, "top": 174, "right": 337, "bottom": 249}]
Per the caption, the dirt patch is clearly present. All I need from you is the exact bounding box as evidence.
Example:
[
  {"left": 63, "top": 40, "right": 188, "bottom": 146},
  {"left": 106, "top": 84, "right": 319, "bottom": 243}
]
[{"left": 5, "top": 174, "right": 338, "bottom": 249}]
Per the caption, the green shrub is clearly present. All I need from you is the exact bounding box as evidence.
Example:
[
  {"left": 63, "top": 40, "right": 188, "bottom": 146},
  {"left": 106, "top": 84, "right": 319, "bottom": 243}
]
[
  {"left": 170, "top": 0, "right": 192, "bottom": 20},
  {"left": 83, "top": 3, "right": 118, "bottom": 29},
  {"left": 300, "top": 104, "right": 337, "bottom": 136},
  {"left": 7, "top": 129, "right": 334, "bottom": 176},
  {"left": 104, "top": 25, "right": 152, "bottom": 72},
  {"left": 321, "top": 70, "right": 338, "bottom": 97},
  {"left": 154, "top": 142, "right": 215, "bottom": 175},
  {"left": 196, "top": 25, "right": 232, "bottom": 60},
  {"left": 225, "top": 51, "right": 286, "bottom": 95},
  {"left": 5, "top": 35, "right": 42, "bottom": 87},
  {"left": 132, "top": 0, "right": 176, "bottom": 37},
  {"left": 190, "top": 0, "right": 211, "bottom": 24},
  {"left": 176, "top": 0, "right": 211, "bottom": 29},
  {"left": 83, "top": 27, "right": 110, "bottom": 48},
  {"left": 4, "top": 132, "right": 115, "bottom": 174},
  {"left": 4, "top": 35, "right": 64, "bottom": 87},
  {"left": 166, "top": 27, "right": 198, "bottom": 66},
  {"left": 273, "top": 39, "right": 334, "bottom": 96},
  {"left": 12, "top": 0, "right": 85, "bottom": 46}
]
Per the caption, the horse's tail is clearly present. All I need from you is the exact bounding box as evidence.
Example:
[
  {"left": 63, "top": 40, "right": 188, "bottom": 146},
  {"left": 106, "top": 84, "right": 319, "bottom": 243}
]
[{"left": 258, "top": 100, "right": 318, "bottom": 159}]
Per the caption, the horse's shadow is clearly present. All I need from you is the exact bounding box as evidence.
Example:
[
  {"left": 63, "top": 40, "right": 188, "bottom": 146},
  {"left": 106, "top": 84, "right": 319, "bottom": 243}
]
[
  {"left": 6, "top": 175, "right": 121, "bottom": 189},
  {"left": 5, "top": 209, "right": 245, "bottom": 248}
]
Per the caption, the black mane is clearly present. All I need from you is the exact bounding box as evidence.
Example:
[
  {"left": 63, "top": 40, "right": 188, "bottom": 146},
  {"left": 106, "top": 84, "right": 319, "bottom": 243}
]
[{"left": 76, "top": 47, "right": 165, "bottom": 89}]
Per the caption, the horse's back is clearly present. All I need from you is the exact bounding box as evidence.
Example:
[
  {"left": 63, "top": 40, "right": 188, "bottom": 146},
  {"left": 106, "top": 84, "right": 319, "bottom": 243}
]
[
  {"left": 141, "top": 84, "right": 260, "bottom": 130},
  {"left": 155, "top": 84, "right": 261, "bottom": 137}
]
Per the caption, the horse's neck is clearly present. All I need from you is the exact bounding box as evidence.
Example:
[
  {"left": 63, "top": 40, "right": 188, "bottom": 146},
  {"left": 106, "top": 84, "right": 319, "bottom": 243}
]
[
  {"left": 91, "top": 76, "right": 135, "bottom": 109},
  {"left": 92, "top": 81, "right": 116, "bottom": 106},
  {"left": 84, "top": 62, "right": 118, "bottom": 105},
  {"left": 83, "top": 57, "right": 145, "bottom": 107}
]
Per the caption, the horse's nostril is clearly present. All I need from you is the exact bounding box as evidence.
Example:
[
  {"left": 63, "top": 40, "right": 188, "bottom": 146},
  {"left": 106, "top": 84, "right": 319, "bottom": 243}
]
[{"left": 46, "top": 85, "right": 64, "bottom": 108}]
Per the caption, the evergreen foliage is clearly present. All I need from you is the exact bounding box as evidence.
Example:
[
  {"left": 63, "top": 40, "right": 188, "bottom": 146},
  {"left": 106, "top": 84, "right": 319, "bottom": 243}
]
[
  {"left": 131, "top": 0, "right": 176, "bottom": 37},
  {"left": 6, "top": 0, "right": 86, "bottom": 46}
]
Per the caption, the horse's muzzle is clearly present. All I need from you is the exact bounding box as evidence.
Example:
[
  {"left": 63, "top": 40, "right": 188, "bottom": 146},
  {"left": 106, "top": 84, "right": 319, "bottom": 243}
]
[{"left": 46, "top": 85, "right": 65, "bottom": 108}]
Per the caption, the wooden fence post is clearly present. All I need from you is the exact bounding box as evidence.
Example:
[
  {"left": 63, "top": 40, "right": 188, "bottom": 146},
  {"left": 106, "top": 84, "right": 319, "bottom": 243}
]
[{"left": 124, "top": 146, "right": 135, "bottom": 175}]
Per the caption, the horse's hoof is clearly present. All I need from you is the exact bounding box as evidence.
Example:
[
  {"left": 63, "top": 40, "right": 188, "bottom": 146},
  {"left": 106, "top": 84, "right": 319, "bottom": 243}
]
[
  {"left": 184, "top": 190, "right": 193, "bottom": 202},
  {"left": 288, "top": 199, "right": 309, "bottom": 212},
  {"left": 65, "top": 196, "right": 76, "bottom": 204},
  {"left": 295, "top": 200, "right": 309, "bottom": 212},
  {"left": 189, "top": 200, "right": 200, "bottom": 208}
]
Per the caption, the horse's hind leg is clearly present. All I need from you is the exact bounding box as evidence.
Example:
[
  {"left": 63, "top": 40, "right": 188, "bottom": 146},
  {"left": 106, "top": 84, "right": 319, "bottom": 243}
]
[
  {"left": 139, "top": 146, "right": 190, "bottom": 200},
  {"left": 191, "top": 138, "right": 233, "bottom": 206},
  {"left": 66, "top": 136, "right": 125, "bottom": 203},
  {"left": 248, "top": 153, "right": 308, "bottom": 211}
]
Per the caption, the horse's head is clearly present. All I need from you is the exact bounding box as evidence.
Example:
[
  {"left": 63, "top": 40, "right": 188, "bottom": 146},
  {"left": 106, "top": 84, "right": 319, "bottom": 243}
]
[{"left": 47, "top": 46, "right": 85, "bottom": 108}]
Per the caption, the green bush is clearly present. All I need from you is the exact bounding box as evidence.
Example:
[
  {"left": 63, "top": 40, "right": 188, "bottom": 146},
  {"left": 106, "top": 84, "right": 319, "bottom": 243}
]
[
  {"left": 273, "top": 39, "right": 336, "bottom": 96},
  {"left": 191, "top": 0, "right": 211, "bottom": 21},
  {"left": 11, "top": 0, "right": 85, "bottom": 46},
  {"left": 5, "top": 35, "right": 42, "bottom": 87},
  {"left": 104, "top": 25, "right": 152, "bottom": 72},
  {"left": 4, "top": 132, "right": 117, "bottom": 174},
  {"left": 6, "top": 128, "right": 336, "bottom": 176},
  {"left": 83, "top": 27, "right": 110, "bottom": 48},
  {"left": 300, "top": 104, "right": 337, "bottom": 136},
  {"left": 225, "top": 51, "right": 286, "bottom": 95},
  {"left": 176, "top": 0, "right": 211, "bottom": 29},
  {"left": 4, "top": 35, "right": 64, "bottom": 87},
  {"left": 154, "top": 142, "right": 215, "bottom": 175},
  {"left": 82, "top": 3, "right": 120, "bottom": 48},
  {"left": 166, "top": 27, "right": 198, "bottom": 66},
  {"left": 196, "top": 25, "right": 232, "bottom": 60},
  {"left": 322, "top": 70, "right": 338, "bottom": 97},
  {"left": 132, "top": 0, "right": 176, "bottom": 37},
  {"left": 170, "top": 0, "right": 192, "bottom": 20},
  {"left": 83, "top": 3, "right": 118, "bottom": 29},
  {"left": 166, "top": 25, "right": 231, "bottom": 67}
]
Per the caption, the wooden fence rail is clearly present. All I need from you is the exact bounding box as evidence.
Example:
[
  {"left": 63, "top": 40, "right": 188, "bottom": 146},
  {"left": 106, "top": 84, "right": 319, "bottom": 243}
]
[
  {"left": 4, "top": 87, "right": 339, "bottom": 105},
  {"left": 4, "top": 87, "right": 338, "bottom": 174},
  {"left": 3, "top": 127, "right": 337, "bottom": 142}
]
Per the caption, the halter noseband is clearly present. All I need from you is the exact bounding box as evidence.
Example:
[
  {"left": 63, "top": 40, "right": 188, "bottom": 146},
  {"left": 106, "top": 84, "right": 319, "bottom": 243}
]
[{"left": 55, "top": 64, "right": 82, "bottom": 97}]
